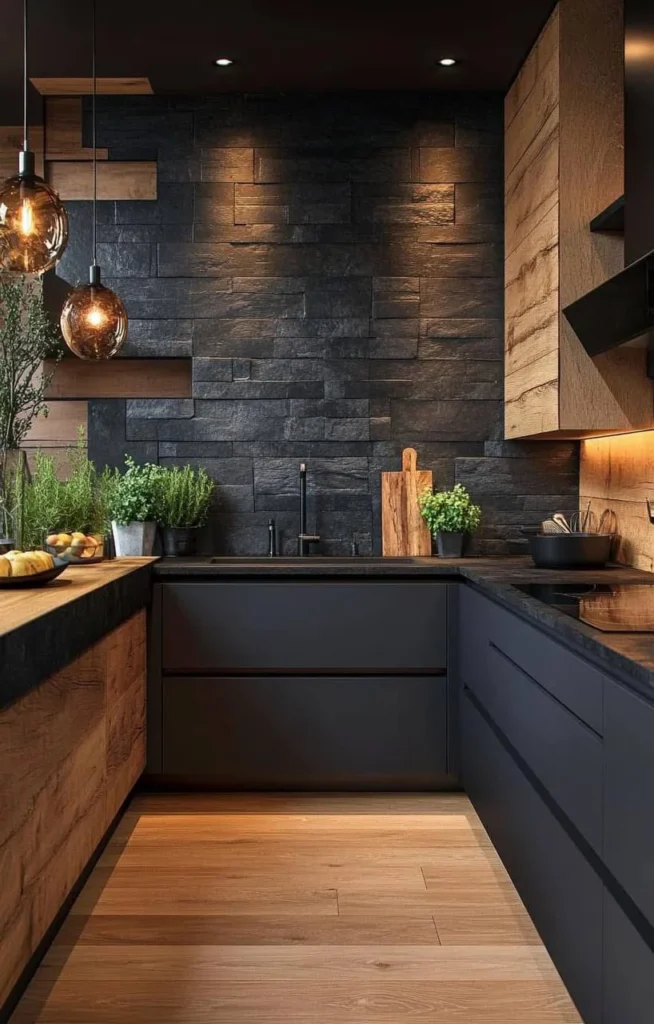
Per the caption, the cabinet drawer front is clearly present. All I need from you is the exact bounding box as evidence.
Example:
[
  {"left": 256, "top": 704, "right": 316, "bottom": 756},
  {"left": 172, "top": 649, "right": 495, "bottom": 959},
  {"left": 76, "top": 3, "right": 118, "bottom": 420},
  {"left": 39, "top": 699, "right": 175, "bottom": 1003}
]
[
  {"left": 604, "top": 891, "right": 654, "bottom": 1024},
  {"left": 461, "top": 690, "right": 603, "bottom": 1024},
  {"left": 604, "top": 681, "right": 654, "bottom": 927},
  {"left": 162, "top": 675, "right": 448, "bottom": 788},
  {"left": 459, "top": 586, "right": 603, "bottom": 732},
  {"left": 162, "top": 581, "right": 447, "bottom": 672},
  {"left": 465, "top": 641, "right": 602, "bottom": 851}
]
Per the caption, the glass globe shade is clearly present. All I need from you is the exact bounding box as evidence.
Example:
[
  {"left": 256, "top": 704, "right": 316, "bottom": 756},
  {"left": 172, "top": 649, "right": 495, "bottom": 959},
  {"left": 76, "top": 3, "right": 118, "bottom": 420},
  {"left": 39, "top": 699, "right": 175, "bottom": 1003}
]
[
  {"left": 60, "top": 272, "right": 128, "bottom": 360},
  {"left": 0, "top": 167, "right": 68, "bottom": 274}
]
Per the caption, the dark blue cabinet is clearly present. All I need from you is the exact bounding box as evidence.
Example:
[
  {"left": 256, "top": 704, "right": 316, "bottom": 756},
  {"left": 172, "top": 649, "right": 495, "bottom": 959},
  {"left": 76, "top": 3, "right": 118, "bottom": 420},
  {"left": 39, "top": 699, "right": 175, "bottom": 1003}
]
[{"left": 461, "top": 688, "right": 603, "bottom": 1024}]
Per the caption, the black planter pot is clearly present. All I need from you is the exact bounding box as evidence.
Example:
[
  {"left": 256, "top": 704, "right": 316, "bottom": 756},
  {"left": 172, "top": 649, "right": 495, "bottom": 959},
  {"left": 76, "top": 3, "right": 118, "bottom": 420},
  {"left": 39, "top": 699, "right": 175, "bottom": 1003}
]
[
  {"left": 436, "top": 531, "right": 464, "bottom": 558},
  {"left": 162, "top": 526, "right": 198, "bottom": 557}
]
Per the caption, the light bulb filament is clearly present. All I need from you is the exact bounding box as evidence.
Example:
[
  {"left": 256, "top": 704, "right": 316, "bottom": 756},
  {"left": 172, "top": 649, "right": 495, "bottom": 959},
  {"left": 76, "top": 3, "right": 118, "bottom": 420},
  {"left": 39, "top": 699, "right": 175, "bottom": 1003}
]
[
  {"left": 86, "top": 306, "right": 106, "bottom": 328},
  {"left": 19, "top": 200, "right": 34, "bottom": 236}
]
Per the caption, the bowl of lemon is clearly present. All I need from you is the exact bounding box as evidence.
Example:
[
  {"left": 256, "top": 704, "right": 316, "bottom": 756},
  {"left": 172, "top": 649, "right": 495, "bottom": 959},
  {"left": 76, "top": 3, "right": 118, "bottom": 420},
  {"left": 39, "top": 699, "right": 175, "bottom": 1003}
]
[
  {"left": 45, "top": 531, "right": 104, "bottom": 565},
  {"left": 0, "top": 549, "right": 68, "bottom": 587}
]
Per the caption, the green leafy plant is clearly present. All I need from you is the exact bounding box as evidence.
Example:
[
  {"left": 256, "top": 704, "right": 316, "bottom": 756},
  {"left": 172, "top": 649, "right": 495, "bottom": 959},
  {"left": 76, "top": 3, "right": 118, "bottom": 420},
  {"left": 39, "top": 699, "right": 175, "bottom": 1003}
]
[
  {"left": 418, "top": 483, "right": 482, "bottom": 536},
  {"left": 0, "top": 277, "right": 62, "bottom": 536},
  {"left": 153, "top": 464, "right": 216, "bottom": 529},
  {"left": 18, "top": 431, "right": 112, "bottom": 547},
  {"left": 107, "top": 456, "right": 164, "bottom": 526},
  {"left": 0, "top": 277, "right": 61, "bottom": 451}
]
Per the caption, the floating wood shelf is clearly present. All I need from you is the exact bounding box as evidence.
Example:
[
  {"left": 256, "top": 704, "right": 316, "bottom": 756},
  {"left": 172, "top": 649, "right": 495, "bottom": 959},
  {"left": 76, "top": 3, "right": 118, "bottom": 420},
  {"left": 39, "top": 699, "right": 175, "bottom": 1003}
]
[
  {"left": 589, "top": 195, "right": 624, "bottom": 233},
  {"left": 30, "top": 76, "right": 153, "bottom": 96},
  {"left": 43, "top": 358, "right": 192, "bottom": 400}
]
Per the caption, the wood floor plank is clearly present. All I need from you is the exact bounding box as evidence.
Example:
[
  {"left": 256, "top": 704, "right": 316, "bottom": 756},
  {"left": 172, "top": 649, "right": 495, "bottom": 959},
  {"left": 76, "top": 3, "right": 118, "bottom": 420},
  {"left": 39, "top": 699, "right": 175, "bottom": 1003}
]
[
  {"left": 54, "top": 914, "right": 443, "bottom": 946},
  {"left": 10, "top": 793, "right": 581, "bottom": 1024},
  {"left": 11, "top": 980, "right": 582, "bottom": 1023}
]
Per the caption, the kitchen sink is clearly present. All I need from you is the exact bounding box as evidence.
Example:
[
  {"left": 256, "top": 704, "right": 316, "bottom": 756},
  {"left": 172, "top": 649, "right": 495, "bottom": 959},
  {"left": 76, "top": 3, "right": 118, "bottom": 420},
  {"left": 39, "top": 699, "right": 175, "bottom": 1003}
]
[{"left": 208, "top": 556, "right": 427, "bottom": 566}]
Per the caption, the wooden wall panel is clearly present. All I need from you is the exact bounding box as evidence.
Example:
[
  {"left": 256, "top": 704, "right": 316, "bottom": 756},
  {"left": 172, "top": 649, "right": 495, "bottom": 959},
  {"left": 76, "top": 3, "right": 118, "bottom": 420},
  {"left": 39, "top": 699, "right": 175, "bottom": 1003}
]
[
  {"left": 44, "top": 98, "right": 108, "bottom": 161},
  {"left": 46, "top": 160, "right": 157, "bottom": 201},
  {"left": 44, "top": 358, "right": 192, "bottom": 399},
  {"left": 31, "top": 77, "right": 153, "bottom": 96},
  {"left": 504, "top": 9, "right": 560, "bottom": 439},
  {"left": 558, "top": 0, "right": 653, "bottom": 432},
  {"left": 580, "top": 431, "right": 654, "bottom": 571},
  {"left": 0, "top": 125, "right": 44, "bottom": 179},
  {"left": 0, "top": 610, "right": 146, "bottom": 1009}
]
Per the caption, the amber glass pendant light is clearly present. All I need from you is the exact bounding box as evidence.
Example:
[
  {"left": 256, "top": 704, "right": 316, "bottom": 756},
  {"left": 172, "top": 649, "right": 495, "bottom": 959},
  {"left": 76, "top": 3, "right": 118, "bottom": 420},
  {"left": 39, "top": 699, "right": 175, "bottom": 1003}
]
[
  {"left": 0, "top": 0, "right": 68, "bottom": 274},
  {"left": 60, "top": 0, "right": 127, "bottom": 359}
]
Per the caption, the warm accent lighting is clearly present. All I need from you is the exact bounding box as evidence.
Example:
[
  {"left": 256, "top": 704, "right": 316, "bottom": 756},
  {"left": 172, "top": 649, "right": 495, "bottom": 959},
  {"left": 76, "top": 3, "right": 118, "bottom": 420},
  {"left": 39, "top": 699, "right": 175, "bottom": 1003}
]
[
  {"left": 213, "top": 57, "right": 233, "bottom": 66},
  {"left": 60, "top": 0, "right": 127, "bottom": 360},
  {"left": 61, "top": 264, "right": 127, "bottom": 360},
  {"left": 438, "top": 57, "right": 457, "bottom": 66},
  {"left": 0, "top": 0, "right": 68, "bottom": 274}
]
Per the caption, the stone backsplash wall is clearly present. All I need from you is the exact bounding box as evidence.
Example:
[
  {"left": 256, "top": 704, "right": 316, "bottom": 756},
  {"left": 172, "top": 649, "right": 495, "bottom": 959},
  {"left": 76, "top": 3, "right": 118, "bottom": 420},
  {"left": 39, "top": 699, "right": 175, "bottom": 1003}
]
[{"left": 57, "top": 93, "right": 578, "bottom": 555}]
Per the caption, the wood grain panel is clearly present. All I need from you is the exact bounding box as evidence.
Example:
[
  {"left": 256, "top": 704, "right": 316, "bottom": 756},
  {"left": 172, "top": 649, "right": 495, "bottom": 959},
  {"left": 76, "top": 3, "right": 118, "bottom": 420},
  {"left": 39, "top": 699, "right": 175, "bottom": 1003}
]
[
  {"left": 505, "top": 7, "right": 560, "bottom": 129},
  {"left": 46, "top": 160, "right": 157, "bottom": 200},
  {"left": 0, "top": 610, "right": 146, "bottom": 1010},
  {"left": 504, "top": 9, "right": 560, "bottom": 440},
  {"left": 23, "top": 401, "right": 88, "bottom": 446},
  {"left": 505, "top": 200, "right": 559, "bottom": 437},
  {"left": 31, "top": 77, "right": 153, "bottom": 96},
  {"left": 580, "top": 431, "right": 654, "bottom": 571},
  {"left": 558, "top": 0, "right": 652, "bottom": 431},
  {"left": 44, "top": 98, "right": 108, "bottom": 161},
  {"left": 12, "top": 793, "right": 581, "bottom": 1023},
  {"left": 0, "top": 124, "right": 44, "bottom": 178},
  {"left": 44, "top": 358, "right": 192, "bottom": 399}
]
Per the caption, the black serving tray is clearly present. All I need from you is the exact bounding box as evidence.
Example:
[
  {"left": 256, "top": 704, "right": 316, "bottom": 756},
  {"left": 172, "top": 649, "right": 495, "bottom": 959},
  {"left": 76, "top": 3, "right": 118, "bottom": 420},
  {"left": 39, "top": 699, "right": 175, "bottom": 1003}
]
[{"left": 0, "top": 557, "right": 69, "bottom": 588}]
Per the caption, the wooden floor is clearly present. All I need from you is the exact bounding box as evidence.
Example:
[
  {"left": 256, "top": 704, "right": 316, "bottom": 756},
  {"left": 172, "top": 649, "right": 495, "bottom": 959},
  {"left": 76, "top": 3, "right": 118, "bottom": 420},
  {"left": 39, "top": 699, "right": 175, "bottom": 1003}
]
[{"left": 11, "top": 793, "right": 582, "bottom": 1023}]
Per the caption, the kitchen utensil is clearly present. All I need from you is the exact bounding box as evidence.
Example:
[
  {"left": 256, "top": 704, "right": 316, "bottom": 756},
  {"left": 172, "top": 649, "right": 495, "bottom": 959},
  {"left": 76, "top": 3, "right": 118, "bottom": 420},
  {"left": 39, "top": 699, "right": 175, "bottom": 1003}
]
[
  {"left": 0, "top": 557, "right": 68, "bottom": 588},
  {"left": 552, "top": 512, "right": 572, "bottom": 533},
  {"left": 381, "top": 448, "right": 432, "bottom": 556},
  {"left": 569, "top": 508, "right": 597, "bottom": 534},
  {"left": 541, "top": 518, "right": 568, "bottom": 534},
  {"left": 528, "top": 533, "right": 613, "bottom": 569},
  {"left": 597, "top": 508, "right": 618, "bottom": 535}
]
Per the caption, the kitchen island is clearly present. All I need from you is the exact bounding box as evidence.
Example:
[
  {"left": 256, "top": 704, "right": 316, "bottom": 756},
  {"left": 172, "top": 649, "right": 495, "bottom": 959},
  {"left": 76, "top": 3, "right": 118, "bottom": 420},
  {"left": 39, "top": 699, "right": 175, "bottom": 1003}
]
[{"left": 0, "top": 558, "right": 156, "bottom": 1013}]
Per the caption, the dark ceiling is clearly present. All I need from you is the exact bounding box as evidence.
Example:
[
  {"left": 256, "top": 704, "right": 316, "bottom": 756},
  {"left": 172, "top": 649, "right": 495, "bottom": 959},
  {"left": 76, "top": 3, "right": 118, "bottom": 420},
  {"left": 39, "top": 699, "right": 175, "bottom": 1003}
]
[{"left": 1, "top": 0, "right": 555, "bottom": 121}]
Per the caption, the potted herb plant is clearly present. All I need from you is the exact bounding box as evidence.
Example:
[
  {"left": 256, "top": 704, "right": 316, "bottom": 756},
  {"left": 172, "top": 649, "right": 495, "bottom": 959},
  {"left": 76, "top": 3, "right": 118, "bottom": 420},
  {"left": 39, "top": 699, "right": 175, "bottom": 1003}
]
[
  {"left": 153, "top": 464, "right": 215, "bottom": 556},
  {"left": 418, "top": 483, "right": 482, "bottom": 558},
  {"left": 19, "top": 433, "right": 113, "bottom": 558},
  {"left": 0, "top": 277, "right": 61, "bottom": 546},
  {"left": 107, "top": 456, "right": 163, "bottom": 557}
]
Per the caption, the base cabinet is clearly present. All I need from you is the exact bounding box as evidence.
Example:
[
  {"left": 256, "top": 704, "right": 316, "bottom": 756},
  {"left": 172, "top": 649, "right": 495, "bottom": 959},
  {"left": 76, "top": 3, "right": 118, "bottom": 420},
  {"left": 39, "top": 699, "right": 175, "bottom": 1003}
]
[
  {"left": 461, "top": 688, "right": 603, "bottom": 1024},
  {"left": 163, "top": 675, "right": 449, "bottom": 789},
  {"left": 604, "top": 892, "right": 654, "bottom": 1024}
]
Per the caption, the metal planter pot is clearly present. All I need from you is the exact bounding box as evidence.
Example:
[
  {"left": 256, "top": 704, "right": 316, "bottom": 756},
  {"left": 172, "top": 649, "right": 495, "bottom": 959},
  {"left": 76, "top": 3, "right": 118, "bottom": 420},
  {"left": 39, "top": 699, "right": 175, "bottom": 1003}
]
[
  {"left": 162, "top": 526, "right": 198, "bottom": 557},
  {"left": 111, "top": 520, "right": 157, "bottom": 557}
]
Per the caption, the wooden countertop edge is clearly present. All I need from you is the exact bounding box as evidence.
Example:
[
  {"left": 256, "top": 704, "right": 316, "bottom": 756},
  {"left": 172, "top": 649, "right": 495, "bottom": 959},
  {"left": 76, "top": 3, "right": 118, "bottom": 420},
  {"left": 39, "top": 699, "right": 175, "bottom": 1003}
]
[{"left": 0, "top": 558, "right": 158, "bottom": 640}]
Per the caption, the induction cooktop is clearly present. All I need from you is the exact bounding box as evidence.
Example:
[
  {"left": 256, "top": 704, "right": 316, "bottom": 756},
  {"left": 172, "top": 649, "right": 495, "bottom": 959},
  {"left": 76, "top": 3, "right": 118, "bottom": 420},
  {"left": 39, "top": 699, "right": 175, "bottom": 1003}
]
[{"left": 513, "top": 583, "right": 654, "bottom": 633}]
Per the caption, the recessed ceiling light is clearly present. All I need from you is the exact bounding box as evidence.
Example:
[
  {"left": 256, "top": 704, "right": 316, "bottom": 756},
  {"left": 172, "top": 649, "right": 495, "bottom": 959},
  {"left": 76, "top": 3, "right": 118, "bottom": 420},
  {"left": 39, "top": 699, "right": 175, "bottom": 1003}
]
[
  {"left": 213, "top": 57, "right": 233, "bottom": 67},
  {"left": 438, "top": 58, "right": 457, "bottom": 66}
]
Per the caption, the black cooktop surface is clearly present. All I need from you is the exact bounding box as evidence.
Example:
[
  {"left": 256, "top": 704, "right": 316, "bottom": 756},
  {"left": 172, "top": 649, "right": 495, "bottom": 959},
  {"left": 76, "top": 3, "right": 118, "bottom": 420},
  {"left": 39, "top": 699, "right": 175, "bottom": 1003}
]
[{"left": 514, "top": 583, "right": 654, "bottom": 632}]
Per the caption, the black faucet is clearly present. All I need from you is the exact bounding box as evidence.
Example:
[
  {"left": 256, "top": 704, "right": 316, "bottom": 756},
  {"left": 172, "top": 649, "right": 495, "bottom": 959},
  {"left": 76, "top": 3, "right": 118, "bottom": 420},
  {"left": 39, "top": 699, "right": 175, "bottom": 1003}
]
[
  {"left": 298, "top": 463, "right": 320, "bottom": 556},
  {"left": 267, "top": 518, "right": 277, "bottom": 557}
]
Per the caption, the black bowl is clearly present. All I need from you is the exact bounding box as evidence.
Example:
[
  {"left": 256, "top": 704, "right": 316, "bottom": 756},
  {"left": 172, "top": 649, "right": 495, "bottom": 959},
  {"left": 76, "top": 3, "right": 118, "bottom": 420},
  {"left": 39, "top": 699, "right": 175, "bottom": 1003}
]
[{"left": 528, "top": 533, "right": 613, "bottom": 569}]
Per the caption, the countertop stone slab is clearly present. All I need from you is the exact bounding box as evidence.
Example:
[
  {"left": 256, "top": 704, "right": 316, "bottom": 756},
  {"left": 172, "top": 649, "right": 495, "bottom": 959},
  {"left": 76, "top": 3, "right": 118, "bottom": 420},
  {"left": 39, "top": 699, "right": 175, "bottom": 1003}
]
[{"left": 154, "top": 556, "right": 654, "bottom": 702}]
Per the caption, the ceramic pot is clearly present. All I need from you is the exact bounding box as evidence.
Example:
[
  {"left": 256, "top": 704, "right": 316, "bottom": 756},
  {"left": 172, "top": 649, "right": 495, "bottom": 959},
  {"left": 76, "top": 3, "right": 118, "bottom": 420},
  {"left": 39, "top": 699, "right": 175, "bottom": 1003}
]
[
  {"left": 162, "top": 526, "right": 198, "bottom": 557},
  {"left": 111, "top": 520, "right": 157, "bottom": 557},
  {"left": 436, "top": 531, "right": 464, "bottom": 558}
]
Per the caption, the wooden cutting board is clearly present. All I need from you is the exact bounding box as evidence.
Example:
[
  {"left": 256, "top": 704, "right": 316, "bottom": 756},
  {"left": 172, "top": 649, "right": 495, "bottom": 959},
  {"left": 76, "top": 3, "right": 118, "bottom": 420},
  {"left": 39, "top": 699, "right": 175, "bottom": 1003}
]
[{"left": 381, "top": 448, "right": 433, "bottom": 556}]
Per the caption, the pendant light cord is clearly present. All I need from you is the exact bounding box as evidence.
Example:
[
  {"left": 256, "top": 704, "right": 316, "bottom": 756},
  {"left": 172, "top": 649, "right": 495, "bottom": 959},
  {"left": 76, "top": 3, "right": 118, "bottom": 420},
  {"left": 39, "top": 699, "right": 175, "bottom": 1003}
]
[
  {"left": 92, "top": 0, "right": 97, "bottom": 266},
  {"left": 22, "top": 0, "right": 28, "bottom": 151}
]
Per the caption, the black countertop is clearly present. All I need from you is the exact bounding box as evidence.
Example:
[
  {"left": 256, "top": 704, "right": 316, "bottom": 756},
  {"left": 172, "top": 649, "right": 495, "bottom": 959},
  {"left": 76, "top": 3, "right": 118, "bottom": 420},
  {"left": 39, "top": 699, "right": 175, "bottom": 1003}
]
[{"left": 154, "top": 556, "right": 654, "bottom": 701}]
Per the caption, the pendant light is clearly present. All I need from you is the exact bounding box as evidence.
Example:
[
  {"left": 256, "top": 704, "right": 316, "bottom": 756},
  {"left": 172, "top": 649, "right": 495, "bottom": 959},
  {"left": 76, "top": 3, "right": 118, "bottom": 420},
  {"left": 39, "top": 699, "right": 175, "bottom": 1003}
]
[
  {"left": 0, "top": 0, "right": 68, "bottom": 274},
  {"left": 60, "top": 0, "right": 127, "bottom": 360}
]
